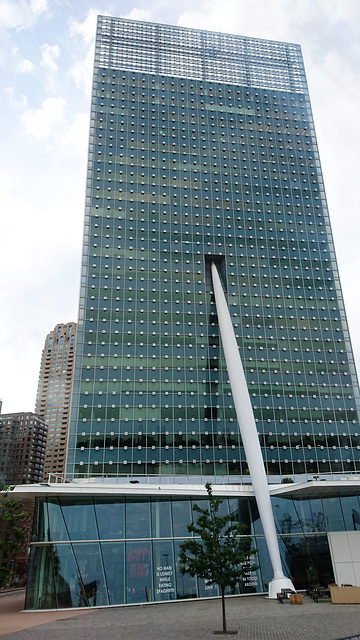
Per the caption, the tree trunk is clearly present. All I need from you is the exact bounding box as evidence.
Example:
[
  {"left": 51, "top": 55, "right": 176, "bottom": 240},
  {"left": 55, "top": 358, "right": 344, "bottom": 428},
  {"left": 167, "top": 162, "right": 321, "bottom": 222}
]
[{"left": 221, "top": 586, "right": 227, "bottom": 634}]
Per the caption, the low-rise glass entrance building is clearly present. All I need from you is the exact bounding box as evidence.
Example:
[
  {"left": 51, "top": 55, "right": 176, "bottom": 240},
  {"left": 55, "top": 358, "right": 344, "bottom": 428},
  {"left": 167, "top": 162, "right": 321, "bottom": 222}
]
[{"left": 17, "top": 480, "right": 360, "bottom": 609}]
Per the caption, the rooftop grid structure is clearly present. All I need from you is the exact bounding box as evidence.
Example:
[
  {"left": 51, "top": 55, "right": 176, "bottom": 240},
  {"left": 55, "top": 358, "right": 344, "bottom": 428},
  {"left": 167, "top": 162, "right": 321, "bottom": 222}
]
[{"left": 66, "top": 16, "right": 360, "bottom": 482}]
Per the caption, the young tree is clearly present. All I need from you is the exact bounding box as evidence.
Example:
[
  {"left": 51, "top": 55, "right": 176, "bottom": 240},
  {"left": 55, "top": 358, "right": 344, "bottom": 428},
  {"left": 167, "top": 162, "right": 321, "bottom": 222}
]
[
  {"left": 0, "top": 485, "right": 27, "bottom": 588},
  {"left": 179, "top": 483, "right": 258, "bottom": 635}
]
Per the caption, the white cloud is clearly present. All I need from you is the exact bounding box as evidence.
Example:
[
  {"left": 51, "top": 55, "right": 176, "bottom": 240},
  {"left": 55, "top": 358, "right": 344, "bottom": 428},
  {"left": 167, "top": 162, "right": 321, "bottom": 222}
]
[
  {"left": 40, "top": 42, "right": 60, "bottom": 71},
  {"left": 18, "top": 95, "right": 88, "bottom": 155},
  {"left": 176, "top": 0, "right": 308, "bottom": 40},
  {"left": 67, "top": 9, "right": 99, "bottom": 96},
  {"left": 176, "top": 0, "right": 360, "bottom": 45},
  {"left": 69, "top": 8, "right": 99, "bottom": 44},
  {"left": 0, "top": 0, "right": 49, "bottom": 30},
  {"left": 67, "top": 46, "right": 94, "bottom": 96},
  {"left": 317, "top": 0, "right": 360, "bottom": 23},
  {"left": 16, "top": 57, "right": 34, "bottom": 72},
  {"left": 21, "top": 96, "right": 66, "bottom": 138},
  {"left": 0, "top": 169, "right": 82, "bottom": 413},
  {"left": 30, "top": 0, "right": 47, "bottom": 14},
  {"left": 40, "top": 43, "right": 61, "bottom": 90},
  {"left": 5, "top": 86, "right": 28, "bottom": 110},
  {"left": 123, "top": 8, "right": 152, "bottom": 22},
  {"left": 62, "top": 112, "right": 90, "bottom": 157}
]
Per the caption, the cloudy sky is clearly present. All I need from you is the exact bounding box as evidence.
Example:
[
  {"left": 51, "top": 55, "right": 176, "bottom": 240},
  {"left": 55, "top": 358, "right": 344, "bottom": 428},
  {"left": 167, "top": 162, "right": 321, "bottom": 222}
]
[{"left": 1, "top": 0, "right": 359, "bottom": 414}]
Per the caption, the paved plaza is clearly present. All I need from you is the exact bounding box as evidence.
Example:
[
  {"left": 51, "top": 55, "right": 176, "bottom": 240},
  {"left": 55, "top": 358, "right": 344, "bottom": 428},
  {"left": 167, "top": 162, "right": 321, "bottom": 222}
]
[{"left": 1, "top": 590, "right": 360, "bottom": 640}]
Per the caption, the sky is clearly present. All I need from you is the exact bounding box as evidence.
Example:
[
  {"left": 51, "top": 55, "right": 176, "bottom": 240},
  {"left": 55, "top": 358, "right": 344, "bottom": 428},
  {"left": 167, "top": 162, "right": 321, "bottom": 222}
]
[{"left": 0, "top": 0, "right": 360, "bottom": 414}]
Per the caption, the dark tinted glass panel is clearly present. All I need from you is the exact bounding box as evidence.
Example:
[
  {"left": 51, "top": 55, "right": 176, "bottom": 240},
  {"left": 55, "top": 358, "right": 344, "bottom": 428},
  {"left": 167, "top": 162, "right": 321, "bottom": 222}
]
[
  {"left": 293, "top": 499, "right": 326, "bottom": 533},
  {"left": 25, "top": 545, "right": 55, "bottom": 609},
  {"left": 126, "top": 541, "right": 152, "bottom": 603},
  {"left": 198, "top": 576, "right": 219, "bottom": 598},
  {"left": 272, "top": 497, "right": 301, "bottom": 534},
  {"left": 29, "top": 543, "right": 81, "bottom": 608},
  {"left": 255, "top": 537, "right": 273, "bottom": 594},
  {"left": 238, "top": 542, "right": 261, "bottom": 594},
  {"left": 216, "top": 497, "right": 229, "bottom": 518},
  {"left": 101, "top": 542, "right": 125, "bottom": 604},
  {"left": 153, "top": 540, "right": 175, "bottom": 601},
  {"left": 279, "top": 534, "right": 333, "bottom": 589},
  {"left": 151, "top": 500, "right": 172, "bottom": 538},
  {"left": 249, "top": 498, "right": 263, "bottom": 534},
  {"left": 126, "top": 500, "right": 151, "bottom": 538},
  {"left": 279, "top": 534, "right": 316, "bottom": 589},
  {"left": 47, "top": 498, "right": 68, "bottom": 542},
  {"left": 72, "top": 542, "right": 108, "bottom": 606},
  {"left": 59, "top": 498, "right": 98, "bottom": 541},
  {"left": 340, "top": 495, "right": 360, "bottom": 531},
  {"left": 228, "top": 498, "right": 251, "bottom": 534},
  {"left": 305, "top": 535, "right": 334, "bottom": 586},
  {"left": 95, "top": 499, "right": 125, "bottom": 539},
  {"left": 171, "top": 499, "right": 192, "bottom": 537},
  {"left": 322, "top": 497, "right": 344, "bottom": 531},
  {"left": 174, "top": 540, "right": 197, "bottom": 600},
  {"left": 32, "top": 499, "right": 48, "bottom": 542},
  {"left": 52, "top": 544, "right": 80, "bottom": 608},
  {"left": 192, "top": 497, "right": 209, "bottom": 516}
]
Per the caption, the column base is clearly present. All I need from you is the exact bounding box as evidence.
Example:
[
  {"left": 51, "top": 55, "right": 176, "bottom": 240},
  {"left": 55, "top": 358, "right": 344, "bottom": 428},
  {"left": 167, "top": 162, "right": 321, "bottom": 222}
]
[{"left": 268, "top": 576, "right": 296, "bottom": 599}]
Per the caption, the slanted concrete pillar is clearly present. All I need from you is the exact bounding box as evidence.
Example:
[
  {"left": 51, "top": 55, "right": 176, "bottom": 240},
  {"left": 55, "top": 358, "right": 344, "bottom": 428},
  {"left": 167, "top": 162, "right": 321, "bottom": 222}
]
[{"left": 211, "top": 262, "right": 294, "bottom": 598}]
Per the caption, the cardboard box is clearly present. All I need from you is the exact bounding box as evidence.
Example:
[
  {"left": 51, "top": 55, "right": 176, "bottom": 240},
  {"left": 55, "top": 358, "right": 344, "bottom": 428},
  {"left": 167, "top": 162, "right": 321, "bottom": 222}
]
[{"left": 290, "top": 593, "right": 303, "bottom": 605}]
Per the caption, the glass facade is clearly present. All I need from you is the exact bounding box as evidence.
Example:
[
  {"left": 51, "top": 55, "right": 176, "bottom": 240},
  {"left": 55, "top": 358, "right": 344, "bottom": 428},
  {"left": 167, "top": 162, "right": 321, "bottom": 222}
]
[
  {"left": 26, "top": 489, "right": 360, "bottom": 609},
  {"left": 66, "top": 16, "right": 360, "bottom": 481}
]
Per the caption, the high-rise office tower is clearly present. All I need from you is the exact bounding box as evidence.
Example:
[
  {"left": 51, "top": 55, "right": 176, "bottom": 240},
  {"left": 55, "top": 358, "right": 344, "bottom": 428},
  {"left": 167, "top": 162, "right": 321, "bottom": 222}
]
[
  {"left": 0, "top": 412, "right": 47, "bottom": 484},
  {"left": 67, "top": 16, "right": 360, "bottom": 482},
  {"left": 36, "top": 323, "right": 76, "bottom": 479}
]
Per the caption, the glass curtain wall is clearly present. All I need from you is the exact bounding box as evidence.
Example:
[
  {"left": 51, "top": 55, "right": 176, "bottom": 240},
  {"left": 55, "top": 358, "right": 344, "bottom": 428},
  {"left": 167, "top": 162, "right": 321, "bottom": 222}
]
[
  {"left": 66, "top": 16, "right": 360, "bottom": 483},
  {"left": 25, "top": 492, "right": 360, "bottom": 609}
]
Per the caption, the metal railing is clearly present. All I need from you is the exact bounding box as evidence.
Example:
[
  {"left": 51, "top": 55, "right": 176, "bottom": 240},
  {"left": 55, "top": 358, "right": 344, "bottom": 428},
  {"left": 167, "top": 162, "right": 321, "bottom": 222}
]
[{"left": 56, "top": 471, "right": 360, "bottom": 486}]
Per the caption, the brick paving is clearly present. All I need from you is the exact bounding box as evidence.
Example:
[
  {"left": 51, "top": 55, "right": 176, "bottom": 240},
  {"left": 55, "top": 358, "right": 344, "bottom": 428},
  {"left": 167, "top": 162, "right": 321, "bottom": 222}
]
[{"left": 1, "top": 590, "right": 360, "bottom": 640}]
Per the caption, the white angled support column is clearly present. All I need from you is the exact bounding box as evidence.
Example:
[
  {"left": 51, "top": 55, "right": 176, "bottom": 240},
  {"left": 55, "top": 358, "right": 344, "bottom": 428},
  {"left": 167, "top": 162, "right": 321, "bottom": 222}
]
[{"left": 211, "top": 262, "right": 294, "bottom": 598}]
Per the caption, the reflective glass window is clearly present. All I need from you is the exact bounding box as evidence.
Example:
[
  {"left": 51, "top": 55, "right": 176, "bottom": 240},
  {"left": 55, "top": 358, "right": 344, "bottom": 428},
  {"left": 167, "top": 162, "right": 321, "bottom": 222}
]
[
  {"left": 171, "top": 499, "right": 192, "bottom": 537},
  {"left": 255, "top": 537, "right": 272, "bottom": 594},
  {"left": 26, "top": 543, "right": 80, "bottom": 609},
  {"left": 51, "top": 544, "right": 80, "bottom": 608},
  {"left": 198, "top": 575, "right": 219, "bottom": 598},
  {"left": 126, "top": 541, "right": 153, "bottom": 603},
  {"left": 151, "top": 499, "right": 172, "bottom": 538},
  {"left": 72, "top": 542, "right": 108, "bottom": 606},
  {"left": 304, "top": 535, "right": 334, "bottom": 586},
  {"left": 174, "top": 540, "right": 197, "bottom": 599},
  {"left": 95, "top": 498, "right": 125, "bottom": 539},
  {"left": 249, "top": 499, "right": 263, "bottom": 535},
  {"left": 47, "top": 498, "right": 69, "bottom": 542},
  {"left": 293, "top": 498, "right": 326, "bottom": 533},
  {"left": 126, "top": 500, "right": 151, "bottom": 538},
  {"left": 153, "top": 540, "right": 175, "bottom": 601},
  {"left": 32, "top": 499, "right": 47, "bottom": 543},
  {"left": 322, "top": 497, "right": 344, "bottom": 531},
  {"left": 272, "top": 497, "right": 301, "bottom": 534},
  {"left": 340, "top": 495, "right": 360, "bottom": 531},
  {"left": 238, "top": 542, "right": 261, "bottom": 595},
  {"left": 279, "top": 534, "right": 317, "bottom": 589},
  {"left": 59, "top": 498, "right": 98, "bottom": 541},
  {"left": 101, "top": 542, "right": 125, "bottom": 604},
  {"left": 228, "top": 497, "right": 251, "bottom": 533},
  {"left": 26, "top": 545, "right": 55, "bottom": 609}
]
